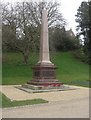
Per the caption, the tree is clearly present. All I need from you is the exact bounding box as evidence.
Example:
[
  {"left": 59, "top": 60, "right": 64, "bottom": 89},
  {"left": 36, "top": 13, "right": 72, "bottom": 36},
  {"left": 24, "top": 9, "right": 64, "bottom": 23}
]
[
  {"left": 89, "top": 1, "right": 91, "bottom": 64},
  {"left": 50, "top": 26, "right": 80, "bottom": 51},
  {"left": 2, "top": 2, "right": 66, "bottom": 64},
  {"left": 75, "top": 1, "right": 89, "bottom": 38},
  {"left": 75, "top": 1, "right": 89, "bottom": 63},
  {"left": 2, "top": 24, "right": 16, "bottom": 51}
]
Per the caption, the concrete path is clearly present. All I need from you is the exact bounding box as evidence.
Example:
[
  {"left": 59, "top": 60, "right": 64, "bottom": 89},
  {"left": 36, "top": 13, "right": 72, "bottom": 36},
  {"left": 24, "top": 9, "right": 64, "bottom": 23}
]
[
  {"left": 0, "top": 85, "right": 89, "bottom": 118},
  {"left": 2, "top": 96, "right": 89, "bottom": 118},
  {"left": 0, "top": 85, "right": 89, "bottom": 102}
]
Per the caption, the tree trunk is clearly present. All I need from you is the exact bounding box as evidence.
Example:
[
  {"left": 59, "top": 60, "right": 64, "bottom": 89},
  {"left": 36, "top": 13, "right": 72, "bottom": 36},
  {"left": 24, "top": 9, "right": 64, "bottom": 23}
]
[
  {"left": 23, "top": 54, "right": 29, "bottom": 64},
  {"left": 23, "top": 49, "right": 29, "bottom": 64}
]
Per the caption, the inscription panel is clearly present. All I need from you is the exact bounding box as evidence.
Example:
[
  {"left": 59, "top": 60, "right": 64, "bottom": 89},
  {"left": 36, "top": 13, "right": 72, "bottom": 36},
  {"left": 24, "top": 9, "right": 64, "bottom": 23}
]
[
  {"left": 33, "top": 69, "right": 56, "bottom": 79},
  {"left": 43, "top": 71, "right": 54, "bottom": 76}
]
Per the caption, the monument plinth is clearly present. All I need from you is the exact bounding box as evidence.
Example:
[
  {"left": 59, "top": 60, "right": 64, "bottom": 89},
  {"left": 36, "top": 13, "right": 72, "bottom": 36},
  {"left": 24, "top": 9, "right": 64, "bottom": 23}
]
[{"left": 27, "top": 9, "right": 63, "bottom": 88}]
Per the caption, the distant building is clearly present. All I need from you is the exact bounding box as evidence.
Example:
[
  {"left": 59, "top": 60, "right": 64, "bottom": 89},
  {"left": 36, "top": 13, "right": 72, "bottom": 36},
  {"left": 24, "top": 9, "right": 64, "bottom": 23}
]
[{"left": 66, "top": 28, "right": 75, "bottom": 38}]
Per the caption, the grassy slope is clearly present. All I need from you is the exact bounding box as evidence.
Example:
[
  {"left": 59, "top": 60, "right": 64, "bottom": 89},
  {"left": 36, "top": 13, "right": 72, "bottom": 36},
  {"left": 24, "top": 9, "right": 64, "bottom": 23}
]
[
  {"left": 2, "top": 52, "right": 89, "bottom": 87},
  {"left": 52, "top": 52, "right": 89, "bottom": 87}
]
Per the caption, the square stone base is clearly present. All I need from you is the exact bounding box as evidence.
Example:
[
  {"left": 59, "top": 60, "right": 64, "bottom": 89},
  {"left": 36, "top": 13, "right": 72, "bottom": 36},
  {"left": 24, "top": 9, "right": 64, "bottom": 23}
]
[{"left": 16, "top": 84, "right": 76, "bottom": 93}]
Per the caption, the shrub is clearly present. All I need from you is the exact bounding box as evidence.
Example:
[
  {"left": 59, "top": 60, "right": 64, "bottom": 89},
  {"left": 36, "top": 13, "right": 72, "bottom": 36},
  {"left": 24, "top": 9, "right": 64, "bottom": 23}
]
[{"left": 72, "top": 49, "right": 89, "bottom": 64}]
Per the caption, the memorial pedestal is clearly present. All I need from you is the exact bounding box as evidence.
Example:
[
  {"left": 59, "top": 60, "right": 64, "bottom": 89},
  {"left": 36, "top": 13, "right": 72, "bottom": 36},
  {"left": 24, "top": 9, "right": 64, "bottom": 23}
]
[{"left": 27, "top": 63, "right": 63, "bottom": 88}]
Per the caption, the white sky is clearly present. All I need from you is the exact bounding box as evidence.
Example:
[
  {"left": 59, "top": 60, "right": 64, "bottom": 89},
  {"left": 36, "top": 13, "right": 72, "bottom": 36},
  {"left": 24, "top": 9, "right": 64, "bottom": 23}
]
[
  {"left": 59, "top": 0, "right": 88, "bottom": 34},
  {"left": 1, "top": 0, "right": 88, "bottom": 34}
]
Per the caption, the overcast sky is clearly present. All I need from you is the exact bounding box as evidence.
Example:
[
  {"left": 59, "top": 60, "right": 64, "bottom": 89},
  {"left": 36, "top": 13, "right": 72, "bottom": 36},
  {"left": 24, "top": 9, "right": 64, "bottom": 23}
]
[
  {"left": 59, "top": 0, "right": 88, "bottom": 34},
  {"left": 1, "top": 0, "right": 88, "bottom": 34}
]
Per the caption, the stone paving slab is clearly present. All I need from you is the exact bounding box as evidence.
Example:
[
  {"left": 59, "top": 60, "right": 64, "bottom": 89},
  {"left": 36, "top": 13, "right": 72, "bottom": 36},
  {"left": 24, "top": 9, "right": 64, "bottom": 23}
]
[{"left": 0, "top": 85, "right": 89, "bottom": 102}]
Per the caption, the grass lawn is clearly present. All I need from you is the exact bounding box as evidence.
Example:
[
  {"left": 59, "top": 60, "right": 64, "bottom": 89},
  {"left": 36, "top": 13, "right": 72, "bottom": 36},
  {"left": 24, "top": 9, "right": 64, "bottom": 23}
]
[
  {"left": 0, "top": 92, "right": 48, "bottom": 108},
  {"left": 2, "top": 52, "right": 89, "bottom": 87}
]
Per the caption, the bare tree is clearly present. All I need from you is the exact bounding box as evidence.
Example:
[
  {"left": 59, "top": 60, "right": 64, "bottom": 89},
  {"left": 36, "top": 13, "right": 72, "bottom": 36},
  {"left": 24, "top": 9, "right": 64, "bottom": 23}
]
[{"left": 2, "top": 2, "right": 66, "bottom": 64}]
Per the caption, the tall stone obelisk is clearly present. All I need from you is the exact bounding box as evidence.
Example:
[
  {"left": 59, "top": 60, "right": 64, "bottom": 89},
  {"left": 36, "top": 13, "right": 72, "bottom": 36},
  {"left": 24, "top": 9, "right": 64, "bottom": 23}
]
[
  {"left": 38, "top": 8, "right": 52, "bottom": 65},
  {"left": 27, "top": 8, "right": 63, "bottom": 88}
]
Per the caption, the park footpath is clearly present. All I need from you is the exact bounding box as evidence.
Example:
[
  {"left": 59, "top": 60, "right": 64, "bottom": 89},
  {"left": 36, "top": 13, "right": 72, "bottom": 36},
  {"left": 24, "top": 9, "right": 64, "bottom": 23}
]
[
  {"left": 0, "top": 85, "right": 90, "bottom": 118},
  {"left": 0, "top": 85, "right": 89, "bottom": 101}
]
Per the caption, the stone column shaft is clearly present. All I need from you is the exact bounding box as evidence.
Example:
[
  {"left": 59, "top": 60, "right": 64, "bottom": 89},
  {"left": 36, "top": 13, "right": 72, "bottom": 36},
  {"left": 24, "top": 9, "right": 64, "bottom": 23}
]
[{"left": 39, "top": 9, "right": 51, "bottom": 64}]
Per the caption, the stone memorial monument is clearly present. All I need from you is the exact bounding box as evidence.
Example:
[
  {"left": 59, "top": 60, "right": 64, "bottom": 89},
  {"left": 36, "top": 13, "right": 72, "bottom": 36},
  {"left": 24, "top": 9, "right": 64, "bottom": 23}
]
[
  {"left": 25, "top": 8, "right": 63, "bottom": 90},
  {"left": 17, "top": 6, "right": 75, "bottom": 92},
  {"left": 17, "top": 7, "right": 75, "bottom": 93}
]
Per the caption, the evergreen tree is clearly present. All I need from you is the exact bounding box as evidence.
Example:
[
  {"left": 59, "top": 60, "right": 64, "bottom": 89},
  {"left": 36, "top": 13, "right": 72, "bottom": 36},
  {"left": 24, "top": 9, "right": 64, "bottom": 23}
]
[{"left": 75, "top": 1, "right": 90, "bottom": 63}]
